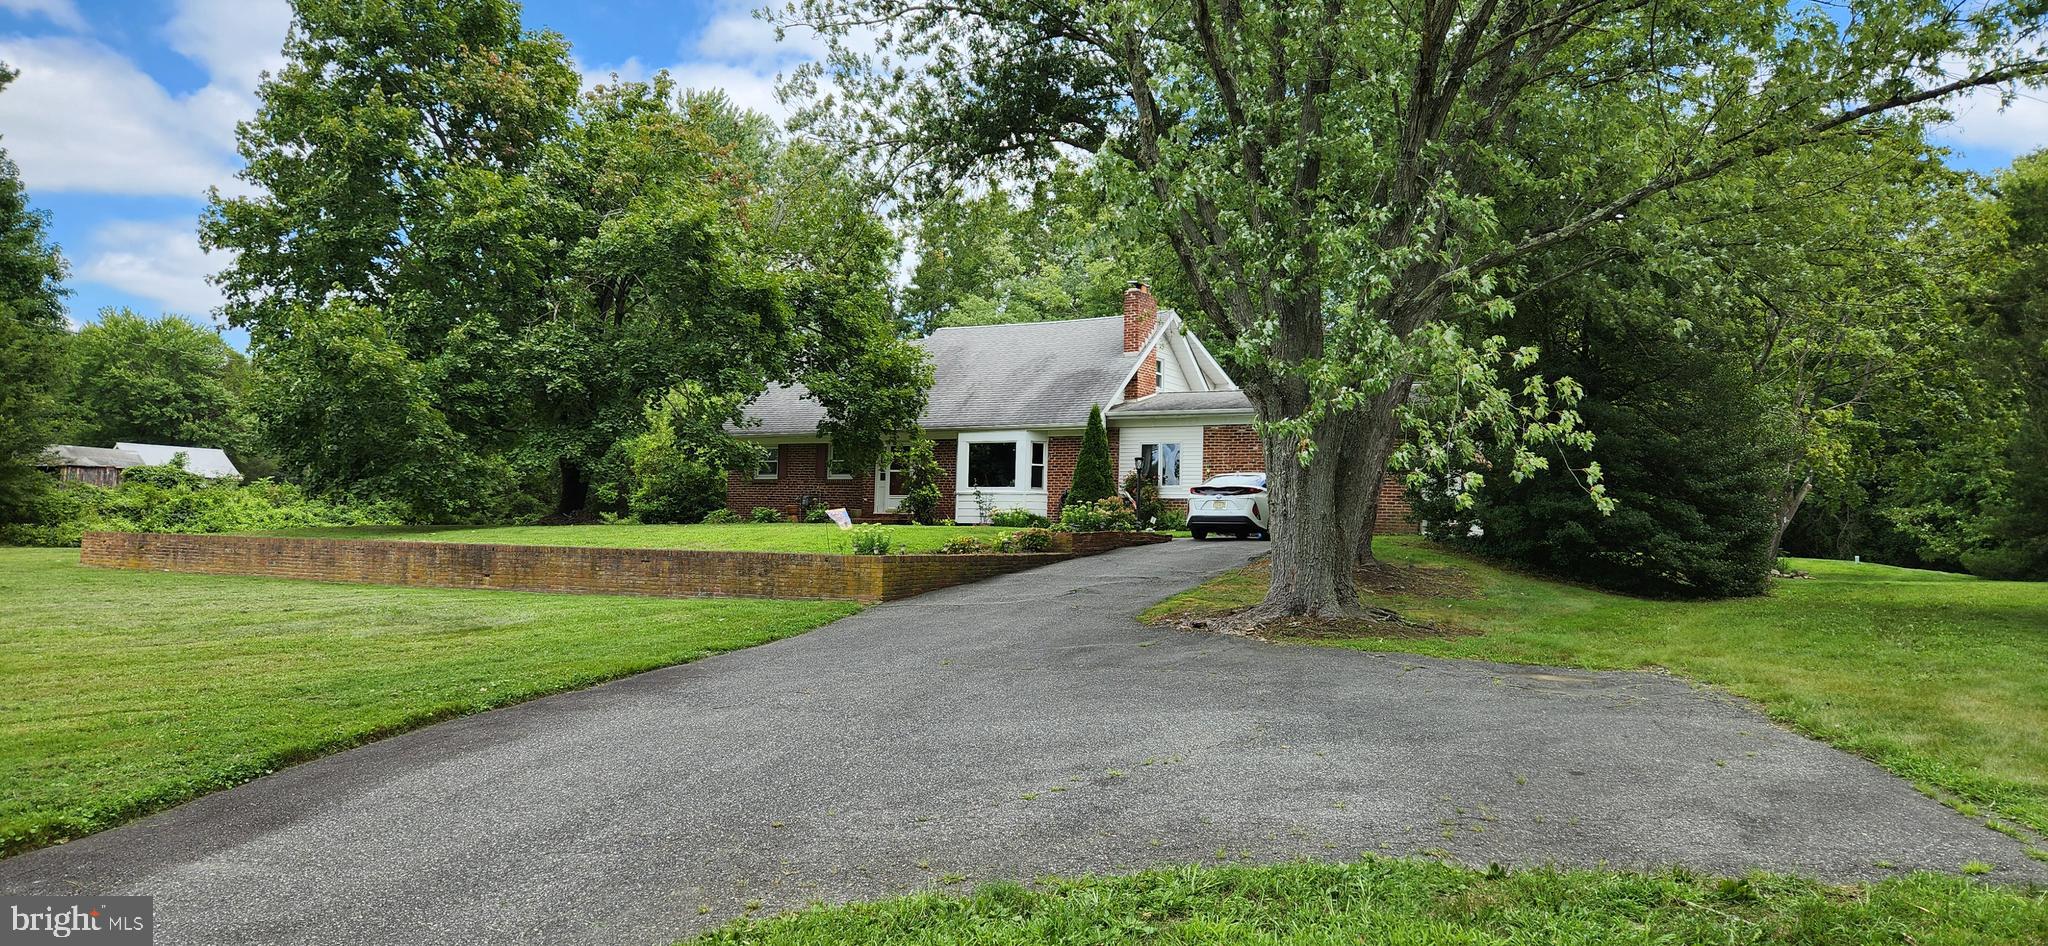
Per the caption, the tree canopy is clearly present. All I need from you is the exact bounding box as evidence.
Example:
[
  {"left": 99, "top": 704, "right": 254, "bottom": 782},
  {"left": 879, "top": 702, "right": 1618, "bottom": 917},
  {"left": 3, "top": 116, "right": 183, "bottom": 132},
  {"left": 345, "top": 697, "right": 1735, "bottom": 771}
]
[
  {"left": 63, "top": 310, "right": 254, "bottom": 461},
  {"left": 781, "top": 0, "right": 2048, "bottom": 614},
  {"left": 0, "top": 63, "right": 70, "bottom": 524},
  {"left": 204, "top": 0, "right": 926, "bottom": 518}
]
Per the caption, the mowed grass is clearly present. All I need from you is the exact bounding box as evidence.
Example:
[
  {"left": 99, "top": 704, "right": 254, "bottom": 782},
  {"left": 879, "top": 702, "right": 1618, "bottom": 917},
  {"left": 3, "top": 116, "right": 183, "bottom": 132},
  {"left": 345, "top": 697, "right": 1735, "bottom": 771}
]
[
  {"left": 690, "top": 858, "right": 2048, "bottom": 945},
  {"left": 1145, "top": 536, "right": 2048, "bottom": 841},
  {"left": 253, "top": 522, "right": 1019, "bottom": 554},
  {"left": 0, "top": 547, "right": 855, "bottom": 856}
]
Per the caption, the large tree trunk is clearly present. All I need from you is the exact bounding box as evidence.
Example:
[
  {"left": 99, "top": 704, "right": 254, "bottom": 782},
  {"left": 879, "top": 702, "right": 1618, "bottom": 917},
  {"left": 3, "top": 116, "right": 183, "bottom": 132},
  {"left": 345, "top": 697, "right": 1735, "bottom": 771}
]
[
  {"left": 1247, "top": 394, "right": 1382, "bottom": 619},
  {"left": 556, "top": 458, "right": 591, "bottom": 516}
]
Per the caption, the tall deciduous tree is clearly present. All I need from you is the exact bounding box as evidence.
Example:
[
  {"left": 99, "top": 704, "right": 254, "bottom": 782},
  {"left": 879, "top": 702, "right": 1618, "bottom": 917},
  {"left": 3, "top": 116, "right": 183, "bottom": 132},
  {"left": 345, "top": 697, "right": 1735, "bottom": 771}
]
[
  {"left": 63, "top": 310, "right": 254, "bottom": 458},
  {"left": 779, "top": 0, "right": 2047, "bottom": 615},
  {"left": 904, "top": 164, "right": 1183, "bottom": 332},
  {"left": 0, "top": 63, "right": 69, "bottom": 525},
  {"left": 205, "top": 0, "right": 925, "bottom": 518},
  {"left": 1970, "top": 150, "right": 2048, "bottom": 579}
]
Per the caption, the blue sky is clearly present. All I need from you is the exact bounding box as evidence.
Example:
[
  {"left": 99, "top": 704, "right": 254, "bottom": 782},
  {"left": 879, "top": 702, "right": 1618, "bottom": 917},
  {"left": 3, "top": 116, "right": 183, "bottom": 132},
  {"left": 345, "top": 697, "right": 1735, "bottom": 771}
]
[
  {"left": 0, "top": 0, "right": 820, "bottom": 349},
  {"left": 1, "top": 0, "right": 2044, "bottom": 352}
]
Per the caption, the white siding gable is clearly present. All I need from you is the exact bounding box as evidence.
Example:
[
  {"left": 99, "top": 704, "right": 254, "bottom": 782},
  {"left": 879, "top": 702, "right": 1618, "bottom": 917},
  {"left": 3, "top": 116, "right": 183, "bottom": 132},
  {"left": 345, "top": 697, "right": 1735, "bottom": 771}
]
[{"left": 1116, "top": 422, "right": 1204, "bottom": 499}]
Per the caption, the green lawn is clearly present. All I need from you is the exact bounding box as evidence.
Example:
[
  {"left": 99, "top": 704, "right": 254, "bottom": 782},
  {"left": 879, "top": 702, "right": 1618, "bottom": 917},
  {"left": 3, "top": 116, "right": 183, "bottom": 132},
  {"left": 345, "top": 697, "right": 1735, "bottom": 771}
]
[
  {"left": 252, "top": 522, "right": 1020, "bottom": 554},
  {"left": 0, "top": 547, "right": 855, "bottom": 856},
  {"left": 689, "top": 858, "right": 2048, "bottom": 945},
  {"left": 1145, "top": 537, "right": 2048, "bottom": 842}
]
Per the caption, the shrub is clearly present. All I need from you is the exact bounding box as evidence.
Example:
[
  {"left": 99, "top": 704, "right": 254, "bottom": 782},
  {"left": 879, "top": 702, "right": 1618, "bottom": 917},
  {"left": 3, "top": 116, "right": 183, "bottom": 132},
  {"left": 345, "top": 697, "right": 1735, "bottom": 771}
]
[
  {"left": 750, "top": 506, "right": 788, "bottom": 524},
  {"left": 998, "top": 527, "right": 1058, "bottom": 552},
  {"left": 895, "top": 438, "right": 945, "bottom": 525},
  {"left": 625, "top": 448, "right": 724, "bottom": 525},
  {"left": 934, "top": 536, "right": 994, "bottom": 555},
  {"left": 1060, "top": 497, "right": 1138, "bottom": 533},
  {"left": 0, "top": 465, "right": 403, "bottom": 547},
  {"left": 802, "top": 505, "right": 834, "bottom": 524},
  {"left": 1122, "top": 463, "right": 1164, "bottom": 530},
  {"left": 1155, "top": 507, "right": 1189, "bottom": 532},
  {"left": 989, "top": 508, "right": 1050, "bottom": 528},
  {"left": 1412, "top": 308, "right": 1779, "bottom": 598},
  {"left": 700, "top": 508, "right": 740, "bottom": 524},
  {"left": 849, "top": 525, "right": 893, "bottom": 555},
  {"left": 1069, "top": 406, "right": 1116, "bottom": 504}
]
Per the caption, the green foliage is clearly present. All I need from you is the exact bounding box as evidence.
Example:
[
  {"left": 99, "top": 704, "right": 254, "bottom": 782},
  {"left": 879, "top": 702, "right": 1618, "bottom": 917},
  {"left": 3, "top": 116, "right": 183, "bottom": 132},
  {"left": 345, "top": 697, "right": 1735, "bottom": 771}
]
[
  {"left": 695, "top": 858, "right": 2048, "bottom": 945},
  {"left": 203, "top": 0, "right": 923, "bottom": 518},
  {"left": 61, "top": 310, "right": 255, "bottom": 462},
  {"left": 903, "top": 164, "right": 1185, "bottom": 331},
  {"left": 1154, "top": 507, "right": 1188, "bottom": 532},
  {"left": 749, "top": 506, "right": 789, "bottom": 524},
  {"left": 781, "top": 0, "right": 2048, "bottom": 613},
  {"left": 801, "top": 505, "right": 834, "bottom": 524},
  {"left": 1968, "top": 150, "right": 2048, "bottom": 579},
  {"left": 1120, "top": 462, "right": 1164, "bottom": 532},
  {"left": 700, "top": 509, "right": 741, "bottom": 524},
  {"left": 1068, "top": 406, "right": 1115, "bottom": 505},
  {"left": 1416, "top": 280, "right": 1781, "bottom": 599},
  {"left": 620, "top": 383, "right": 761, "bottom": 525},
  {"left": 932, "top": 536, "right": 993, "bottom": 554},
  {"left": 988, "top": 508, "right": 1049, "bottom": 528},
  {"left": 1059, "top": 498, "right": 1137, "bottom": 533},
  {"left": 0, "top": 64, "right": 69, "bottom": 527},
  {"left": 0, "top": 462, "right": 402, "bottom": 548},
  {"left": 996, "top": 527, "right": 1057, "bottom": 553},
  {"left": 247, "top": 299, "right": 505, "bottom": 520},
  {"left": 848, "top": 524, "right": 892, "bottom": 554},
  {"left": 894, "top": 437, "right": 944, "bottom": 525}
]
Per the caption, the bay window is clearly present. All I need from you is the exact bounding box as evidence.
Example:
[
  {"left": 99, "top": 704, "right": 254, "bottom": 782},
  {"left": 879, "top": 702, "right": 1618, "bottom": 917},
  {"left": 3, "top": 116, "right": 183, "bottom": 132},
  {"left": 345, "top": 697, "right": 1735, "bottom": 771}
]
[{"left": 967, "top": 441, "right": 1018, "bottom": 488}]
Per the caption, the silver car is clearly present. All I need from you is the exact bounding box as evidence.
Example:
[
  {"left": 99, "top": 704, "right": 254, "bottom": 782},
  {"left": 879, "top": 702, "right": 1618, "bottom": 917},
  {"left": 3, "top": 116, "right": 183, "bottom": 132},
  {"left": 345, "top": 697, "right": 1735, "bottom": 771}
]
[{"left": 1188, "top": 472, "right": 1270, "bottom": 540}]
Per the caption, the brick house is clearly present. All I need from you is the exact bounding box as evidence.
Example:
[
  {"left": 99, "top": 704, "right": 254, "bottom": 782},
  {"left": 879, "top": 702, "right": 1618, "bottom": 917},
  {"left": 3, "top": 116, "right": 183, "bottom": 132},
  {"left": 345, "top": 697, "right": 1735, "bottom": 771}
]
[{"left": 727, "top": 283, "right": 1416, "bottom": 531}]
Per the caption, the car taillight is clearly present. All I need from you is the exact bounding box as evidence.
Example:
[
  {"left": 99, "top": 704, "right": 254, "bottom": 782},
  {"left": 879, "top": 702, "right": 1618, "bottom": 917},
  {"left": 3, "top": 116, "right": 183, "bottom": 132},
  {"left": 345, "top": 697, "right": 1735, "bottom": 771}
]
[{"left": 1193, "top": 486, "right": 1260, "bottom": 495}]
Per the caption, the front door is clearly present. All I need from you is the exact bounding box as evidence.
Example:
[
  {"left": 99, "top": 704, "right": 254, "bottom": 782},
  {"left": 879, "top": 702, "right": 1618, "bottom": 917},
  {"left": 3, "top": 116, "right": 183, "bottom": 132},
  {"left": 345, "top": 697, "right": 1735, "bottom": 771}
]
[{"left": 875, "top": 457, "right": 909, "bottom": 514}]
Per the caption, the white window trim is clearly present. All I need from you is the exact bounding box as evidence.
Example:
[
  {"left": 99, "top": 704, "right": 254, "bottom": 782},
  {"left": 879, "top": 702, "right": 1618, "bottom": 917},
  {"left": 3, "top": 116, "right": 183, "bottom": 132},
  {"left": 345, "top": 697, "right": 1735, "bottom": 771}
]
[
  {"left": 1138, "top": 441, "right": 1184, "bottom": 488},
  {"left": 754, "top": 451, "right": 779, "bottom": 480},
  {"left": 825, "top": 443, "right": 855, "bottom": 480},
  {"left": 954, "top": 431, "right": 1051, "bottom": 495}
]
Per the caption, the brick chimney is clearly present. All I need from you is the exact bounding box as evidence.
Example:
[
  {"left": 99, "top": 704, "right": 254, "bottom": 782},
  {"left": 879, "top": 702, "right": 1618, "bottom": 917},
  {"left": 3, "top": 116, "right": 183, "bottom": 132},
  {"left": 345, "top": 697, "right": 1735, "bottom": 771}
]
[{"left": 1122, "top": 281, "right": 1157, "bottom": 352}]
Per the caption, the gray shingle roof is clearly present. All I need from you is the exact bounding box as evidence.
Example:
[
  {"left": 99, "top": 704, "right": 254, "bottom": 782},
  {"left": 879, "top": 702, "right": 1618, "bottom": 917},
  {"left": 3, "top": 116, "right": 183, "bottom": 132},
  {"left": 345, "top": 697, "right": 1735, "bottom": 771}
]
[
  {"left": 737, "top": 317, "right": 1142, "bottom": 435},
  {"left": 39, "top": 445, "right": 145, "bottom": 469},
  {"left": 1108, "top": 390, "right": 1254, "bottom": 417}
]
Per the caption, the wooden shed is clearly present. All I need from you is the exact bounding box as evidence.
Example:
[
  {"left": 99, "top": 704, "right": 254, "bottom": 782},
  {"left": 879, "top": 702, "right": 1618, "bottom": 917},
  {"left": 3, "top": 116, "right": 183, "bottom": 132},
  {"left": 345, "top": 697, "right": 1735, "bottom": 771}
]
[{"left": 37, "top": 445, "right": 146, "bottom": 487}]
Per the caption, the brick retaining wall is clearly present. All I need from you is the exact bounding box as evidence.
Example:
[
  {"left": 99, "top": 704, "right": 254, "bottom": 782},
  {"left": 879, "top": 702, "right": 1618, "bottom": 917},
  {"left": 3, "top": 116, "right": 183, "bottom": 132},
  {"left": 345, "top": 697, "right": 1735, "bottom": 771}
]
[{"left": 80, "top": 530, "right": 1169, "bottom": 604}]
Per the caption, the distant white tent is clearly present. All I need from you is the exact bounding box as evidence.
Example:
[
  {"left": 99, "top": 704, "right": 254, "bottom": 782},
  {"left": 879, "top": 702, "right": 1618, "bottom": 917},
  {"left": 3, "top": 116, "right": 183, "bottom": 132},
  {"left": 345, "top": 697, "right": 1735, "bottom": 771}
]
[{"left": 115, "top": 442, "right": 241, "bottom": 480}]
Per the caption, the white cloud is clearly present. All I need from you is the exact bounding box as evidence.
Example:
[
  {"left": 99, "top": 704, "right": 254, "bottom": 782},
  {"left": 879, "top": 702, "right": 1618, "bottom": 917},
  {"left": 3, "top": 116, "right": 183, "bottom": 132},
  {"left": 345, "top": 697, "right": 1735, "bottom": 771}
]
[
  {"left": 692, "top": 7, "right": 826, "bottom": 66},
  {"left": 164, "top": 0, "right": 291, "bottom": 94},
  {"left": 1930, "top": 83, "right": 2048, "bottom": 159},
  {"left": 0, "top": 37, "right": 236, "bottom": 196},
  {"left": 0, "top": 0, "right": 84, "bottom": 31},
  {"left": 0, "top": 0, "right": 289, "bottom": 198},
  {"left": 577, "top": 56, "right": 791, "bottom": 123},
  {"left": 670, "top": 61, "right": 790, "bottom": 120},
  {"left": 77, "top": 219, "right": 228, "bottom": 320},
  {"left": 577, "top": 4, "right": 860, "bottom": 127}
]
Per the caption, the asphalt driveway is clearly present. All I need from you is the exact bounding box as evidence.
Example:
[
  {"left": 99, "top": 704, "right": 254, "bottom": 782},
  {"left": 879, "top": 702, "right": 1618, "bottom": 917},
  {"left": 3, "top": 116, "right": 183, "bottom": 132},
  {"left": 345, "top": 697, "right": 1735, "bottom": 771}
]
[{"left": 3, "top": 539, "right": 2041, "bottom": 945}]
